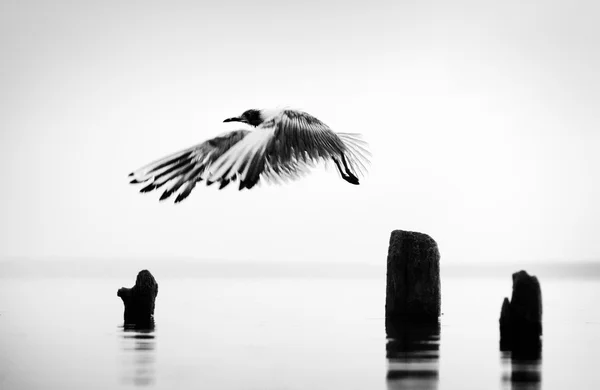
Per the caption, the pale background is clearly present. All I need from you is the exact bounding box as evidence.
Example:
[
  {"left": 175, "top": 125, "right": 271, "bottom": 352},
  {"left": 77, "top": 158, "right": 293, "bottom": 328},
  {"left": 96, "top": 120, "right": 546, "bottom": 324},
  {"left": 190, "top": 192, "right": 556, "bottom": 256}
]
[{"left": 1, "top": 0, "right": 599, "bottom": 266}]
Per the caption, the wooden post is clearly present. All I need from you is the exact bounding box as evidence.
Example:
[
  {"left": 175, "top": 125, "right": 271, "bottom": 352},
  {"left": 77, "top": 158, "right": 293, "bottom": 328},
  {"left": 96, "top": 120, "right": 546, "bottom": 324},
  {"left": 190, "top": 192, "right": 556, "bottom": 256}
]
[
  {"left": 385, "top": 230, "right": 441, "bottom": 336},
  {"left": 117, "top": 269, "right": 159, "bottom": 327},
  {"left": 499, "top": 270, "right": 542, "bottom": 356}
]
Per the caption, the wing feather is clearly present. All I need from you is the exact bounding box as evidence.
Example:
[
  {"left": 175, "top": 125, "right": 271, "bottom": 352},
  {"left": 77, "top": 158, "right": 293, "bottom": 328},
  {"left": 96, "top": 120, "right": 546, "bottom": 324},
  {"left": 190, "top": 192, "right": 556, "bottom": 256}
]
[{"left": 128, "top": 129, "right": 250, "bottom": 202}]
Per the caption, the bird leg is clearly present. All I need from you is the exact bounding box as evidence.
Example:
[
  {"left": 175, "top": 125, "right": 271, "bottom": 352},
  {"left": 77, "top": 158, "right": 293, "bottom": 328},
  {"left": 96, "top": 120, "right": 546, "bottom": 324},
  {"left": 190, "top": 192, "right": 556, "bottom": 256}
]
[
  {"left": 332, "top": 155, "right": 359, "bottom": 185},
  {"left": 340, "top": 154, "right": 360, "bottom": 184},
  {"left": 332, "top": 157, "right": 345, "bottom": 176}
]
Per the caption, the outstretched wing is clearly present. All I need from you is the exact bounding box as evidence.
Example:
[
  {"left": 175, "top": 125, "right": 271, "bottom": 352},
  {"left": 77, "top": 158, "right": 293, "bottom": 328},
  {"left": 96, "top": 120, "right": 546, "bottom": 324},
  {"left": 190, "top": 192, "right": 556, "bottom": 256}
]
[
  {"left": 205, "top": 110, "right": 370, "bottom": 188},
  {"left": 128, "top": 130, "right": 250, "bottom": 203},
  {"left": 269, "top": 110, "right": 370, "bottom": 177}
]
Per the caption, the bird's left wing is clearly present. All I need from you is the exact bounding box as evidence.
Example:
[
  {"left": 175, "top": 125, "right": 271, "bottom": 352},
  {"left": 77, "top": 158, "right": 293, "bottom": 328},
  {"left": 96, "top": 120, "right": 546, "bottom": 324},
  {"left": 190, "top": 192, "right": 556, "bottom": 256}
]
[{"left": 128, "top": 130, "right": 249, "bottom": 202}]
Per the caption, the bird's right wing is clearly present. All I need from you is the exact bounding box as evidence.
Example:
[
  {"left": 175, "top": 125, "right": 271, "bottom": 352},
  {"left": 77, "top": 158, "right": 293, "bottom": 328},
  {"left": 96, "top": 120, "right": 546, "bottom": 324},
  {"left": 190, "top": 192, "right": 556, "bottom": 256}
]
[
  {"left": 271, "top": 110, "right": 370, "bottom": 178},
  {"left": 204, "top": 110, "right": 370, "bottom": 189},
  {"left": 128, "top": 130, "right": 250, "bottom": 202}
]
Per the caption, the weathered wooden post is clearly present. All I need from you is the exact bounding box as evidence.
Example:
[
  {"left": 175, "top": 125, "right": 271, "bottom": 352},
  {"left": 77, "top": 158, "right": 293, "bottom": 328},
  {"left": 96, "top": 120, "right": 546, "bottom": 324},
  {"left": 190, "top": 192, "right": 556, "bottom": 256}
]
[
  {"left": 117, "top": 269, "right": 159, "bottom": 327},
  {"left": 499, "top": 270, "right": 543, "bottom": 355},
  {"left": 499, "top": 270, "right": 543, "bottom": 387},
  {"left": 385, "top": 230, "right": 441, "bottom": 335},
  {"left": 385, "top": 230, "right": 441, "bottom": 389}
]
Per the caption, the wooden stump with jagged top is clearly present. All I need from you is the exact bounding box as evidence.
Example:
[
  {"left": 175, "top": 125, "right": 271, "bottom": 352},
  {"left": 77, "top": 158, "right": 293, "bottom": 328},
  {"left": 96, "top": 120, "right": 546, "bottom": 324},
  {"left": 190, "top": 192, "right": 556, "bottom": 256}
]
[
  {"left": 117, "top": 269, "right": 159, "bottom": 327},
  {"left": 499, "top": 270, "right": 542, "bottom": 356}
]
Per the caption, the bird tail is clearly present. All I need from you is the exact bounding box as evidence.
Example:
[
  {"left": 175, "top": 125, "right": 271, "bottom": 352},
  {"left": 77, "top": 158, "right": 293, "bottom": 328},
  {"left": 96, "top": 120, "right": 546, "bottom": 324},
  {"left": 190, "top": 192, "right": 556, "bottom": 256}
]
[{"left": 337, "top": 133, "right": 371, "bottom": 178}]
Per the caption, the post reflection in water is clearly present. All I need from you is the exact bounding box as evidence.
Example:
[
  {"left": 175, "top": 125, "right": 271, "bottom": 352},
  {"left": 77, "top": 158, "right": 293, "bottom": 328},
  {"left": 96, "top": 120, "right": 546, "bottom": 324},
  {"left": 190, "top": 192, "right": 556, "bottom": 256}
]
[
  {"left": 386, "top": 321, "right": 441, "bottom": 390},
  {"left": 120, "top": 320, "right": 157, "bottom": 387},
  {"left": 501, "top": 338, "right": 542, "bottom": 389}
]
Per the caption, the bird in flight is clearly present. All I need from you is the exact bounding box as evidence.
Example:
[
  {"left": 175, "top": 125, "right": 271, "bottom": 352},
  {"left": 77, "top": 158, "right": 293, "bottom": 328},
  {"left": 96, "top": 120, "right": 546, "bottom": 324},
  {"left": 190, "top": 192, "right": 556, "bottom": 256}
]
[{"left": 128, "top": 108, "right": 370, "bottom": 203}]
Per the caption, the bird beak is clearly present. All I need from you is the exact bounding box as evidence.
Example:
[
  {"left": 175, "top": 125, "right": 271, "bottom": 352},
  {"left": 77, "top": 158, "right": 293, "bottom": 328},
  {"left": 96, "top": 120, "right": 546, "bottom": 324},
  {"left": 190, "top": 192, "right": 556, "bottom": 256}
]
[{"left": 223, "top": 116, "right": 246, "bottom": 123}]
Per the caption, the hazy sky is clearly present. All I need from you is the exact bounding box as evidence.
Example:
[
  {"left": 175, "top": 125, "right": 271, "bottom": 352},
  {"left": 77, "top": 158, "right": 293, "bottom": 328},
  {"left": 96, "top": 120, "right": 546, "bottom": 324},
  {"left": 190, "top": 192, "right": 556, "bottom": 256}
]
[{"left": 1, "top": 0, "right": 598, "bottom": 265}]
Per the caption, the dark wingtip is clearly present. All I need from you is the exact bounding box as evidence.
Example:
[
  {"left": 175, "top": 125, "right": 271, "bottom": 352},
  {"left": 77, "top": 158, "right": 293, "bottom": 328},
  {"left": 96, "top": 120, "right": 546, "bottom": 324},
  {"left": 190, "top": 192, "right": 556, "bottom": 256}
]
[
  {"left": 174, "top": 192, "right": 190, "bottom": 203},
  {"left": 239, "top": 177, "right": 258, "bottom": 190},
  {"left": 159, "top": 190, "right": 172, "bottom": 201},
  {"left": 140, "top": 184, "right": 156, "bottom": 193},
  {"left": 128, "top": 172, "right": 134, "bottom": 177},
  {"left": 218, "top": 179, "right": 230, "bottom": 190},
  {"left": 130, "top": 179, "right": 141, "bottom": 184}
]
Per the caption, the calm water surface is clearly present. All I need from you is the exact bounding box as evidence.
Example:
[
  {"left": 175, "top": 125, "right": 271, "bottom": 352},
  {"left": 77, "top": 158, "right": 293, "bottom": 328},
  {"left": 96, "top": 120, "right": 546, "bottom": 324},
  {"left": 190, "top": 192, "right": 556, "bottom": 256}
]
[{"left": 0, "top": 276, "right": 599, "bottom": 389}]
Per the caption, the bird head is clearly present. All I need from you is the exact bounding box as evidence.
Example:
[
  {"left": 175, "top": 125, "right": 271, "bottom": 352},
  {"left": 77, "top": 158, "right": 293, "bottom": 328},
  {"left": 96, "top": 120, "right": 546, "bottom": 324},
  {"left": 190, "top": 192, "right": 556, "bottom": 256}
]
[{"left": 223, "top": 109, "right": 263, "bottom": 127}]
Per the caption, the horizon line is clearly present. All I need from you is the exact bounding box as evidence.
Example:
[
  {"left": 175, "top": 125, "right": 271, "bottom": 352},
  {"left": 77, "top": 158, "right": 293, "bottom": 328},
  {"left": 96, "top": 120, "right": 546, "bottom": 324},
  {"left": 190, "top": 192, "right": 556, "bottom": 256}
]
[{"left": 1, "top": 257, "right": 599, "bottom": 280}]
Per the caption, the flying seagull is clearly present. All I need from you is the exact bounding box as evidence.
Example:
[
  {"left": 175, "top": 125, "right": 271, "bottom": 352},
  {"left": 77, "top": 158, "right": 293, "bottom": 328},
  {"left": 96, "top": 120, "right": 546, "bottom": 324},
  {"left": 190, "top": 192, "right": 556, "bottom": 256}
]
[{"left": 128, "top": 108, "right": 370, "bottom": 203}]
